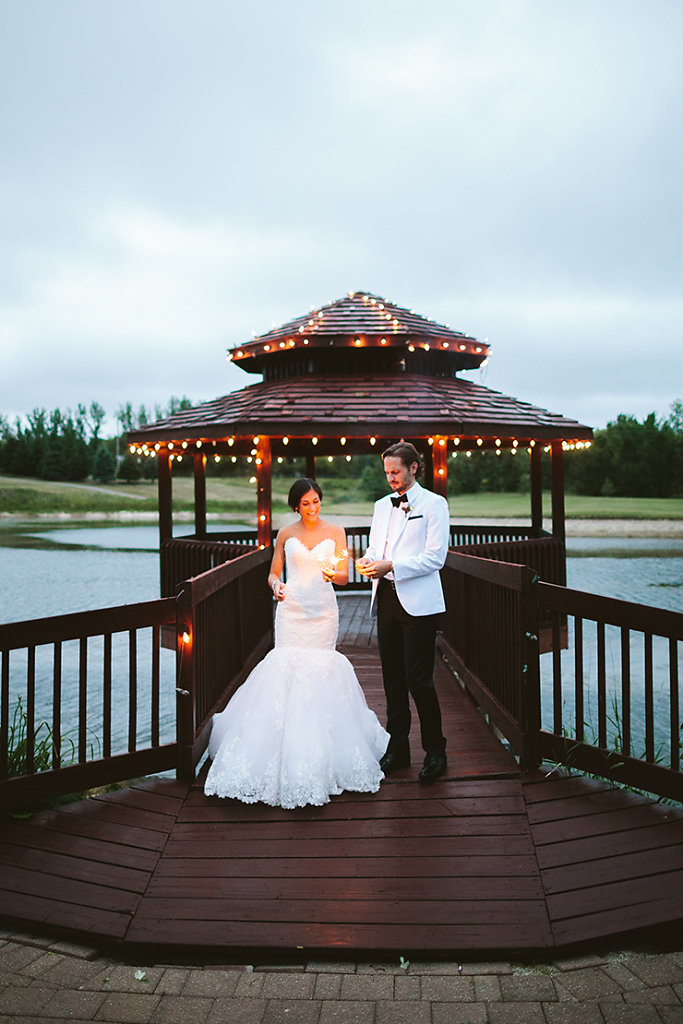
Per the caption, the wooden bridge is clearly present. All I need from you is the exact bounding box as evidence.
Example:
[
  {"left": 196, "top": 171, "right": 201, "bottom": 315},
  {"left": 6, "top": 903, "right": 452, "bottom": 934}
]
[{"left": 1, "top": 549, "right": 682, "bottom": 959}]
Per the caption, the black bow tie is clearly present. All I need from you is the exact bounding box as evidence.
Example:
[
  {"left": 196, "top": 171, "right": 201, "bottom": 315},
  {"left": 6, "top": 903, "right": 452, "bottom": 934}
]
[{"left": 391, "top": 493, "right": 409, "bottom": 508}]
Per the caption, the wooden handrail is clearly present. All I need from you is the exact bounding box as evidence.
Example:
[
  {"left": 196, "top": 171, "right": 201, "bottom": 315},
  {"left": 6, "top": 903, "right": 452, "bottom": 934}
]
[
  {"left": 0, "top": 549, "right": 273, "bottom": 809},
  {"left": 439, "top": 553, "right": 683, "bottom": 802}
]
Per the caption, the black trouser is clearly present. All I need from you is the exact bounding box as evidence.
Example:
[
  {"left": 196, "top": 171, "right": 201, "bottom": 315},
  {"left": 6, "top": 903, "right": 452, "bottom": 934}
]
[{"left": 376, "top": 578, "right": 446, "bottom": 758}]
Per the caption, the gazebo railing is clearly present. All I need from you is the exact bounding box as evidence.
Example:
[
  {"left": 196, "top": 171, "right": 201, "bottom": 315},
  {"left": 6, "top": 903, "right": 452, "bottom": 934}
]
[
  {"left": 161, "top": 524, "right": 562, "bottom": 596},
  {"left": 161, "top": 532, "right": 257, "bottom": 597}
]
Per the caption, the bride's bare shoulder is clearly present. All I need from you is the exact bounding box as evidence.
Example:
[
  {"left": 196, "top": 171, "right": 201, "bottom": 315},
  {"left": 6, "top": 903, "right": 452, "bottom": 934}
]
[
  {"left": 319, "top": 520, "right": 345, "bottom": 543},
  {"left": 276, "top": 524, "right": 297, "bottom": 545}
]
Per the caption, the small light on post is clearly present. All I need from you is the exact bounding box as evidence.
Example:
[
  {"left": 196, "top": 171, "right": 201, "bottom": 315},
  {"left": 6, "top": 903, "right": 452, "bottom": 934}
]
[{"left": 181, "top": 631, "right": 191, "bottom": 645}]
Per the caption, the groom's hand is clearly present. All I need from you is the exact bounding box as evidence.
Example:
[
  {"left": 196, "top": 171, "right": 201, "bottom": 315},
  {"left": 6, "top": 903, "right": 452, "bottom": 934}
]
[{"left": 356, "top": 559, "right": 392, "bottom": 579}]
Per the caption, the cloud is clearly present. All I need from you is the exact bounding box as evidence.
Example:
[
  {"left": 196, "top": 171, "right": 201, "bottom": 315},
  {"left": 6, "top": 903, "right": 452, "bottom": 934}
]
[{"left": 0, "top": 204, "right": 362, "bottom": 417}]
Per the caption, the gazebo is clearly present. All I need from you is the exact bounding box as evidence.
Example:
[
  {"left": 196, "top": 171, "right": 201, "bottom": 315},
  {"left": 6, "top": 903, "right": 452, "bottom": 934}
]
[{"left": 127, "top": 290, "right": 593, "bottom": 594}]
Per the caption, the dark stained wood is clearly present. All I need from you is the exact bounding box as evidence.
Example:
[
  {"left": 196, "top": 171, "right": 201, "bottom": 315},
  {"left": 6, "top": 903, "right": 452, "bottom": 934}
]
[
  {"left": 524, "top": 772, "right": 683, "bottom": 948},
  {"left": 0, "top": 645, "right": 681, "bottom": 958}
]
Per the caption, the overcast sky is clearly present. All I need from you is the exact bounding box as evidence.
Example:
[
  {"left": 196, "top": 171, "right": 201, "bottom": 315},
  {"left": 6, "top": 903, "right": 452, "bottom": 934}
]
[{"left": 2, "top": 0, "right": 681, "bottom": 433}]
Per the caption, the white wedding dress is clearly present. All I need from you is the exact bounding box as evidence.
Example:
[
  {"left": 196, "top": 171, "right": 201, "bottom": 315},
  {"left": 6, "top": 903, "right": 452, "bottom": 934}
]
[{"left": 204, "top": 536, "right": 388, "bottom": 809}]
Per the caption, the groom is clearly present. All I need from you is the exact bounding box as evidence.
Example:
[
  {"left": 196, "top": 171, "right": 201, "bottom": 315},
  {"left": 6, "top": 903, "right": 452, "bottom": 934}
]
[{"left": 357, "top": 441, "right": 449, "bottom": 783}]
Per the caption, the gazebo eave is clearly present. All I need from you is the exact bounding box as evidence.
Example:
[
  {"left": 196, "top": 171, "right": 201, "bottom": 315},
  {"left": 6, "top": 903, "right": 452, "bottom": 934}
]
[{"left": 127, "top": 418, "right": 593, "bottom": 447}]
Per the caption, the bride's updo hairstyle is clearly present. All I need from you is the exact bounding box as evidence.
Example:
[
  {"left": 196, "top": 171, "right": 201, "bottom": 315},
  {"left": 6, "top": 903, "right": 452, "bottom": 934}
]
[{"left": 288, "top": 477, "right": 323, "bottom": 512}]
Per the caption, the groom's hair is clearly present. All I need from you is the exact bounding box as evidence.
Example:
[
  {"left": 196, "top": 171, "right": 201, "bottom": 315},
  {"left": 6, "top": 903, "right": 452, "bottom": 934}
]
[
  {"left": 288, "top": 477, "right": 323, "bottom": 511},
  {"left": 382, "top": 441, "right": 423, "bottom": 477}
]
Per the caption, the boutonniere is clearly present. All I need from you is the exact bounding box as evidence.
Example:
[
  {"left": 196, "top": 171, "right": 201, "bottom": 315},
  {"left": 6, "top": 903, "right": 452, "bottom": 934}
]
[{"left": 402, "top": 503, "right": 414, "bottom": 516}]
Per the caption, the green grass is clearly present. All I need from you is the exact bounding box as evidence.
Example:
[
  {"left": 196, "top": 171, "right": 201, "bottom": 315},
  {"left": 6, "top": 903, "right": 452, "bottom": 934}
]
[{"left": 2, "top": 473, "right": 682, "bottom": 521}]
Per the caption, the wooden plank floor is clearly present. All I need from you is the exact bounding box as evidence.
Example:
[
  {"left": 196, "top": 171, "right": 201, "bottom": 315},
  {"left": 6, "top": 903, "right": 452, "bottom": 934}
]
[{"left": 1, "top": 597, "right": 682, "bottom": 958}]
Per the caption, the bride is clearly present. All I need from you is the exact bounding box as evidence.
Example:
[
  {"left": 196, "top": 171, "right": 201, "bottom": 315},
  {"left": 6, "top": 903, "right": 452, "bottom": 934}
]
[{"left": 204, "top": 478, "right": 388, "bottom": 809}]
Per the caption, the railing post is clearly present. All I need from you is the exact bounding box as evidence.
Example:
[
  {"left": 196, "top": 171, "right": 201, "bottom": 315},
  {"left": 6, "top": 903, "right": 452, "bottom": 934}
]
[
  {"left": 175, "top": 581, "right": 196, "bottom": 781},
  {"left": 520, "top": 568, "right": 542, "bottom": 770}
]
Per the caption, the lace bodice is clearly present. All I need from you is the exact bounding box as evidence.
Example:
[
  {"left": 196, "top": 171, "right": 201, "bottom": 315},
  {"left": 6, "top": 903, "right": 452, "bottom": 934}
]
[{"left": 274, "top": 536, "right": 338, "bottom": 650}]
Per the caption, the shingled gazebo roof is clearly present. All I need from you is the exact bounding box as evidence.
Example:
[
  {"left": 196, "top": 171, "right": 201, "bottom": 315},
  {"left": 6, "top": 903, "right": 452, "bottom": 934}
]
[
  {"left": 228, "top": 291, "right": 490, "bottom": 377},
  {"left": 128, "top": 373, "right": 592, "bottom": 446},
  {"left": 127, "top": 290, "right": 592, "bottom": 450}
]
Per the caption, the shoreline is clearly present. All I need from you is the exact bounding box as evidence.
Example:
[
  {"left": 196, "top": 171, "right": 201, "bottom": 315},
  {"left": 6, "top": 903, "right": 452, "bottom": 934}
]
[{"left": 2, "top": 510, "right": 683, "bottom": 538}]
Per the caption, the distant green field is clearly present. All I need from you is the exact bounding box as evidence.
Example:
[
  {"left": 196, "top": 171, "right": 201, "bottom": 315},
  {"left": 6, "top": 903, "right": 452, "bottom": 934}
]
[{"left": 1, "top": 474, "right": 682, "bottom": 521}]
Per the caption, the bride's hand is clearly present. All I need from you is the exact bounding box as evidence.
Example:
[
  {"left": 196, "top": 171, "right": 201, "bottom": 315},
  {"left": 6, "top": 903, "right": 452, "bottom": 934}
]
[
  {"left": 272, "top": 581, "right": 286, "bottom": 601},
  {"left": 321, "top": 557, "right": 336, "bottom": 583}
]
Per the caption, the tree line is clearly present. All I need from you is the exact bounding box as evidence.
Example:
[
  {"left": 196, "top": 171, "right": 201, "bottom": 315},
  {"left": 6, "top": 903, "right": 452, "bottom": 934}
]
[
  {"left": 0, "top": 398, "right": 193, "bottom": 484},
  {"left": 1, "top": 398, "right": 682, "bottom": 498}
]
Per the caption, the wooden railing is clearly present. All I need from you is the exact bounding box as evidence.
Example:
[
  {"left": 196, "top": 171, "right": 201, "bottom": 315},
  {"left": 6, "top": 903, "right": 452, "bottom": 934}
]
[
  {"left": 536, "top": 582, "right": 683, "bottom": 803},
  {"left": 0, "top": 548, "right": 273, "bottom": 811},
  {"left": 439, "top": 552, "right": 683, "bottom": 802},
  {"left": 175, "top": 547, "right": 272, "bottom": 779},
  {"left": 439, "top": 551, "right": 541, "bottom": 767},
  {"left": 453, "top": 533, "right": 565, "bottom": 587},
  {"left": 0, "top": 599, "right": 176, "bottom": 811},
  {"left": 161, "top": 531, "right": 257, "bottom": 597},
  {"left": 161, "top": 524, "right": 559, "bottom": 595}
]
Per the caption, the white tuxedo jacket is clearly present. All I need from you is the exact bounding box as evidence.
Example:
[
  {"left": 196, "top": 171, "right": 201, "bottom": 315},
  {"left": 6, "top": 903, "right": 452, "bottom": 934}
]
[{"left": 365, "top": 481, "right": 450, "bottom": 617}]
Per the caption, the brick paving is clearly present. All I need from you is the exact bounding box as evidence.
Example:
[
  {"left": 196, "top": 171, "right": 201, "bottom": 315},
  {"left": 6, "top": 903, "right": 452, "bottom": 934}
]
[{"left": 0, "top": 928, "right": 682, "bottom": 1023}]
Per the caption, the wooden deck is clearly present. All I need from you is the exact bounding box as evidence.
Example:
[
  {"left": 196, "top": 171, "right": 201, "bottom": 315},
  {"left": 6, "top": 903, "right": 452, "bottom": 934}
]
[{"left": 1, "top": 596, "right": 682, "bottom": 959}]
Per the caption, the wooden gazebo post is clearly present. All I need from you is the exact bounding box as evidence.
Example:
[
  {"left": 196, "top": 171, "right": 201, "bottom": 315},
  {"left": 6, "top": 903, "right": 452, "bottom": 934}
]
[
  {"left": 158, "top": 451, "right": 173, "bottom": 546},
  {"left": 255, "top": 436, "right": 272, "bottom": 549},
  {"left": 550, "top": 441, "right": 566, "bottom": 544},
  {"left": 432, "top": 435, "right": 448, "bottom": 498},
  {"left": 529, "top": 444, "right": 543, "bottom": 538},
  {"left": 193, "top": 451, "right": 207, "bottom": 539}
]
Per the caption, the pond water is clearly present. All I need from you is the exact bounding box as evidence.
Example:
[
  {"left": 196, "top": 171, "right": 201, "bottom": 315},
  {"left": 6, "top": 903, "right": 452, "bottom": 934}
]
[{"left": 0, "top": 524, "right": 681, "bottom": 768}]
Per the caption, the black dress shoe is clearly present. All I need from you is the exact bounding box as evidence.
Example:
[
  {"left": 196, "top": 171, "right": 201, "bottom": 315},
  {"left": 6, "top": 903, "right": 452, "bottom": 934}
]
[
  {"left": 418, "top": 753, "right": 447, "bottom": 783},
  {"left": 379, "top": 750, "right": 410, "bottom": 774}
]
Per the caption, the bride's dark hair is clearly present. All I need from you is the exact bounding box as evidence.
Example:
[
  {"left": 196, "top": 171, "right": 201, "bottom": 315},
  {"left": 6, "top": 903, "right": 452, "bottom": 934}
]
[{"left": 288, "top": 477, "right": 323, "bottom": 512}]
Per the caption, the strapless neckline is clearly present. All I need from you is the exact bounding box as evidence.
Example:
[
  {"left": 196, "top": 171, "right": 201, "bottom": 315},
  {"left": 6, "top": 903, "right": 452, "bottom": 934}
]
[{"left": 285, "top": 536, "right": 334, "bottom": 555}]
